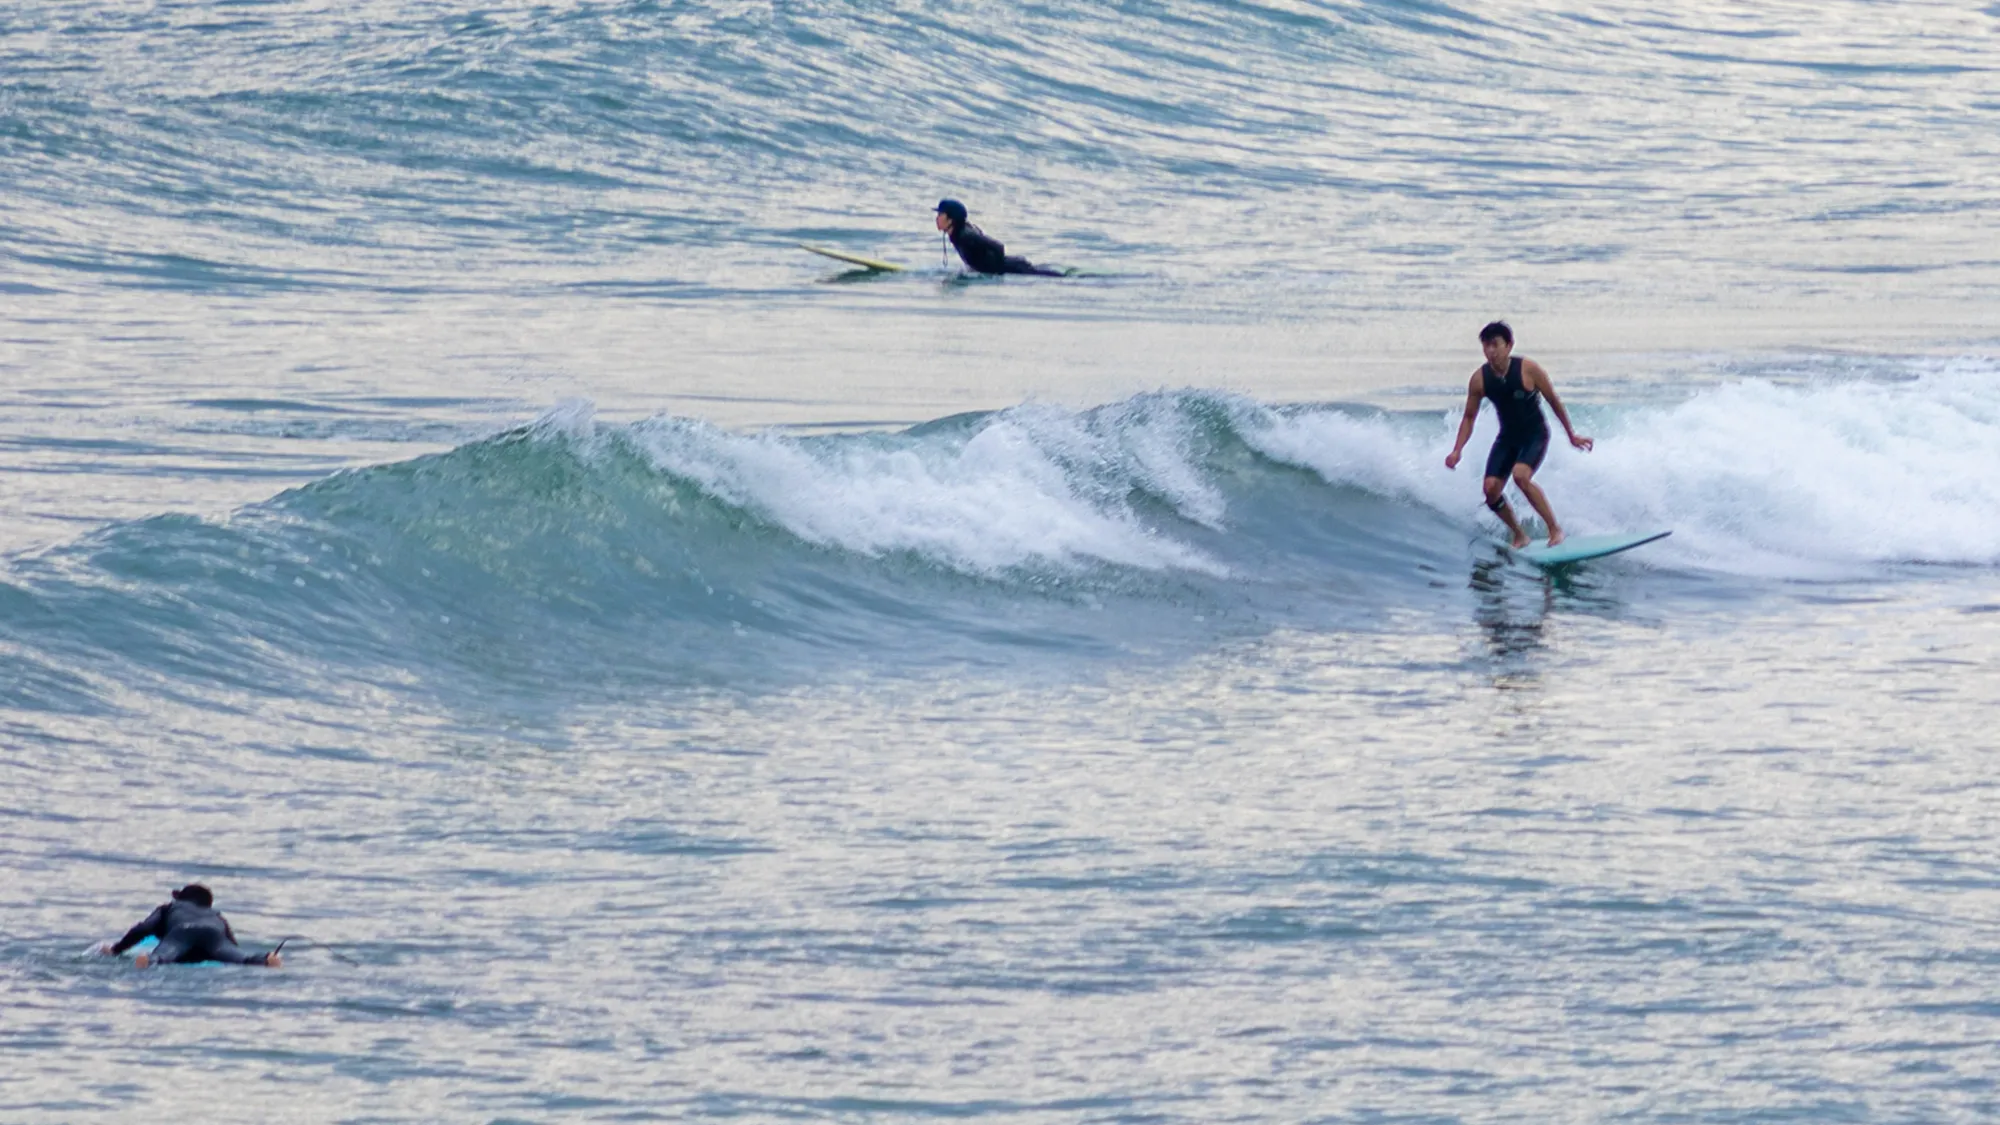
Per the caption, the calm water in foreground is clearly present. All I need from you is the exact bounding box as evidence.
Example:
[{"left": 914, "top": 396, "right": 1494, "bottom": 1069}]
[{"left": 4, "top": 2, "right": 1999, "bottom": 1122}]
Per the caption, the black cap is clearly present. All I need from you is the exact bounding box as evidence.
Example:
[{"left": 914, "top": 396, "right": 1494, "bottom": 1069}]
[
  {"left": 934, "top": 198, "right": 967, "bottom": 225},
  {"left": 170, "top": 883, "right": 213, "bottom": 908}
]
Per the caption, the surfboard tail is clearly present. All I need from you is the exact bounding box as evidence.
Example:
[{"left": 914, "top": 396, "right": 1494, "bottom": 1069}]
[{"left": 799, "top": 243, "right": 906, "bottom": 272}]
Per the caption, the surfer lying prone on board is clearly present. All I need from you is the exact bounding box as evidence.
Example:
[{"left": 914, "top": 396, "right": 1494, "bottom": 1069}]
[
  {"left": 1444, "top": 321, "right": 1593, "bottom": 549},
  {"left": 935, "top": 199, "right": 1065, "bottom": 276},
  {"left": 95, "top": 883, "right": 282, "bottom": 967}
]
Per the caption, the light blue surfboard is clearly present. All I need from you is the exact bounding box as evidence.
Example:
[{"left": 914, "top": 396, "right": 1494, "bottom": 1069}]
[
  {"left": 1515, "top": 530, "right": 1670, "bottom": 568},
  {"left": 85, "top": 935, "right": 158, "bottom": 958}
]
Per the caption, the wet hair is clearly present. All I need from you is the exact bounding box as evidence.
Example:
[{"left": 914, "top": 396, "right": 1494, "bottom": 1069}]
[
  {"left": 170, "top": 884, "right": 213, "bottom": 908},
  {"left": 1478, "top": 320, "right": 1513, "bottom": 346},
  {"left": 935, "top": 198, "right": 968, "bottom": 229}
]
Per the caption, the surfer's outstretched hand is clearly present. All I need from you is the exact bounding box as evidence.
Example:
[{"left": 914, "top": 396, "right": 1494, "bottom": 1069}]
[{"left": 1569, "top": 434, "right": 1594, "bottom": 451}]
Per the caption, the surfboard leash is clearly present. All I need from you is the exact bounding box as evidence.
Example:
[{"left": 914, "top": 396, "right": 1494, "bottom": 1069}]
[{"left": 268, "top": 935, "right": 363, "bottom": 965}]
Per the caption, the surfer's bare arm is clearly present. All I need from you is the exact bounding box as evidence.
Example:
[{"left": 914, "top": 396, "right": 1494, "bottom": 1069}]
[
  {"left": 1444, "top": 371, "right": 1483, "bottom": 469},
  {"left": 1526, "top": 359, "right": 1593, "bottom": 451}
]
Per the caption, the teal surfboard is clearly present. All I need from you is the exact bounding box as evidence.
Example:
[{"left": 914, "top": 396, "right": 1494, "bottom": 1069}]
[
  {"left": 799, "top": 244, "right": 905, "bottom": 272},
  {"left": 89, "top": 935, "right": 156, "bottom": 958},
  {"left": 1515, "top": 530, "right": 1670, "bottom": 568}
]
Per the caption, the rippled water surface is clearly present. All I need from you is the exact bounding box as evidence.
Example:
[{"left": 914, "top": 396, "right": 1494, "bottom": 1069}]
[{"left": 4, "top": 2, "right": 1999, "bottom": 1122}]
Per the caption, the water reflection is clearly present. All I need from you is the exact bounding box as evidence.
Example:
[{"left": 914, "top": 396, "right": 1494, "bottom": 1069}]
[
  {"left": 1470, "top": 557, "right": 1552, "bottom": 678},
  {"left": 1469, "top": 553, "right": 1646, "bottom": 690}
]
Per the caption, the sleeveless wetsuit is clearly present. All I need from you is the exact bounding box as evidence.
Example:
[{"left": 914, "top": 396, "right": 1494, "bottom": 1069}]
[
  {"left": 108, "top": 900, "right": 271, "bottom": 965},
  {"left": 1481, "top": 356, "right": 1550, "bottom": 479}
]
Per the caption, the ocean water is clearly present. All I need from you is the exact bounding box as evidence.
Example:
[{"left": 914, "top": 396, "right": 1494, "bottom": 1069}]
[{"left": 4, "top": 2, "right": 2000, "bottom": 1122}]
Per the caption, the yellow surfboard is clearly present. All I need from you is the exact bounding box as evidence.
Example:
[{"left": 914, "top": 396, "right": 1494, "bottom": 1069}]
[{"left": 799, "top": 243, "right": 906, "bottom": 272}]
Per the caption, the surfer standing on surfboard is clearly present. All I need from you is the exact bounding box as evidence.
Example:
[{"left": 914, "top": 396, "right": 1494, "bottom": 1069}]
[
  {"left": 934, "top": 199, "right": 1065, "bottom": 277},
  {"left": 1444, "top": 321, "right": 1594, "bottom": 549}
]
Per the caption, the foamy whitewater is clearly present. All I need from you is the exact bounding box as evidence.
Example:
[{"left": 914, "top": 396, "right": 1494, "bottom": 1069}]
[{"left": 5, "top": 3, "right": 2000, "bottom": 1123}]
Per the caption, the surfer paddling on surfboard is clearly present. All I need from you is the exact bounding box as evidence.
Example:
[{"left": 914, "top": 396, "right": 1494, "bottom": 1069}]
[
  {"left": 95, "top": 884, "right": 282, "bottom": 968},
  {"left": 1445, "top": 321, "right": 1593, "bottom": 549},
  {"left": 934, "top": 199, "right": 1065, "bottom": 276}
]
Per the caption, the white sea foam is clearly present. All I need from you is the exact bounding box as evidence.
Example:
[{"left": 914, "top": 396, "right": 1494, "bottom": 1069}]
[
  {"left": 1248, "top": 359, "right": 2000, "bottom": 577},
  {"left": 1233, "top": 400, "right": 1468, "bottom": 516},
  {"left": 1557, "top": 361, "right": 2000, "bottom": 574},
  {"left": 536, "top": 361, "right": 2000, "bottom": 583},
  {"left": 618, "top": 403, "right": 1228, "bottom": 577}
]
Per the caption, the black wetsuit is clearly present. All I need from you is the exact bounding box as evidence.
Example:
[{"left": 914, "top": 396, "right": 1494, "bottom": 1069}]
[
  {"left": 109, "top": 900, "right": 270, "bottom": 965},
  {"left": 947, "top": 223, "right": 1063, "bottom": 276},
  {"left": 1481, "top": 356, "right": 1550, "bottom": 480}
]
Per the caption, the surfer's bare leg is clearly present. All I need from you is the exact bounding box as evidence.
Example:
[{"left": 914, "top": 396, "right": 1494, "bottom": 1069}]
[
  {"left": 1511, "top": 463, "right": 1563, "bottom": 546},
  {"left": 1483, "top": 476, "right": 1531, "bottom": 549}
]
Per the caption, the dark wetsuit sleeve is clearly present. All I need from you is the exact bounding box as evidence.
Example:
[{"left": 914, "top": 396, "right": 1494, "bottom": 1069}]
[
  {"left": 109, "top": 904, "right": 168, "bottom": 954},
  {"left": 949, "top": 226, "right": 1009, "bottom": 274}
]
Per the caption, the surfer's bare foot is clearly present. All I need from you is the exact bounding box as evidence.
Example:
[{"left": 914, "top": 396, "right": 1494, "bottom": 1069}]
[
  {"left": 265, "top": 952, "right": 283, "bottom": 968},
  {"left": 1547, "top": 527, "right": 1566, "bottom": 547},
  {"left": 1510, "top": 530, "right": 1531, "bottom": 549},
  {"left": 134, "top": 952, "right": 150, "bottom": 968}
]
